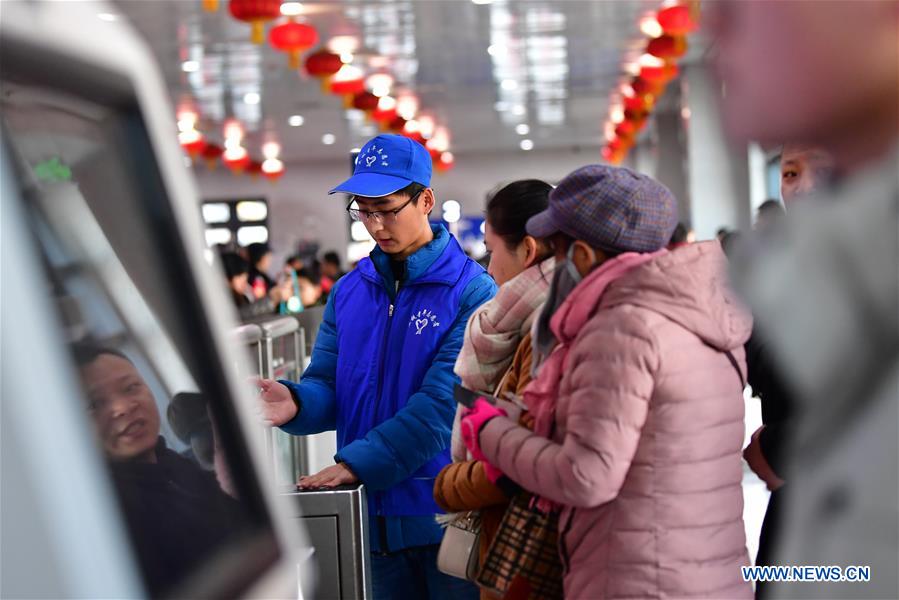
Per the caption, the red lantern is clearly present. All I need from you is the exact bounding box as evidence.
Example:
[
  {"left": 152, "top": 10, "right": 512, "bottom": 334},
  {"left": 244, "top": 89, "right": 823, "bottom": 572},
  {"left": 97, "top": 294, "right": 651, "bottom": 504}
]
[
  {"left": 352, "top": 91, "right": 380, "bottom": 113},
  {"left": 201, "top": 143, "right": 224, "bottom": 170},
  {"left": 401, "top": 122, "right": 426, "bottom": 145},
  {"left": 246, "top": 160, "right": 263, "bottom": 179},
  {"left": 631, "top": 77, "right": 664, "bottom": 97},
  {"left": 304, "top": 49, "right": 343, "bottom": 75},
  {"left": 623, "top": 108, "right": 648, "bottom": 131},
  {"left": 179, "top": 130, "right": 206, "bottom": 157},
  {"left": 647, "top": 35, "right": 688, "bottom": 60},
  {"left": 229, "top": 0, "right": 281, "bottom": 45},
  {"left": 223, "top": 147, "right": 250, "bottom": 173},
  {"left": 640, "top": 63, "right": 679, "bottom": 83},
  {"left": 656, "top": 4, "right": 696, "bottom": 36},
  {"left": 386, "top": 116, "right": 407, "bottom": 133},
  {"left": 623, "top": 94, "right": 651, "bottom": 113},
  {"left": 269, "top": 19, "right": 318, "bottom": 69},
  {"left": 372, "top": 106, "right": 398, "bottom": 125},
  {"left": 329, "top": 71, "right": 365, "bottom": 96},
  {"left": 602, "top": 144, "right": 626, "bottom": 165},
  {"left": 615, "top": 120, "right": 637, "bottom": 140},
  {"left": 435, "top": 152, "right": 454, "bottom": 173}
]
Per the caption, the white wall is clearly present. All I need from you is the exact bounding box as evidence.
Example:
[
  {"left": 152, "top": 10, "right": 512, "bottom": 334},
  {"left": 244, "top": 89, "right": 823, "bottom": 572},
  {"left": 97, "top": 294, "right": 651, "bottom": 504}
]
[
  {"left": 192, "top": 146, "right": 603, "bottom": 267},
  {"left": 194, "top": 162, "right": 351, "bottom": 271},
  {"left": 682, "top": 65, "right": 753, "bottom": 239}
]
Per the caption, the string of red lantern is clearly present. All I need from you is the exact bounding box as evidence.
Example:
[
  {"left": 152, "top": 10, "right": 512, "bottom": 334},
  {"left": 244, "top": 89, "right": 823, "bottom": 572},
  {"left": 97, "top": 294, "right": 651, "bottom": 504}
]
[
  {"left": 192, "top": 1, "right": 456, "bottom": 177},
  {"left": 602, "top": 1, "right": 698, "bottom": 165}
]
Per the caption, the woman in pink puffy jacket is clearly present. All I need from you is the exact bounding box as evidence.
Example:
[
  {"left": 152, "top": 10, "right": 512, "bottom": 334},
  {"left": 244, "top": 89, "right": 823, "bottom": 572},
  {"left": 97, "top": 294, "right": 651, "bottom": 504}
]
[{"left": 462, "top": 165, "right": 754, "bottom": 599}]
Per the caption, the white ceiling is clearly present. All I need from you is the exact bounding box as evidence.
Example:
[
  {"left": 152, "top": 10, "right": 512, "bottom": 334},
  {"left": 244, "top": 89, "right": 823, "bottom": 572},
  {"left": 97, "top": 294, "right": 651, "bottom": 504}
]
[{"left": 107, "top": 0, "right": 659, "bottom": 164}]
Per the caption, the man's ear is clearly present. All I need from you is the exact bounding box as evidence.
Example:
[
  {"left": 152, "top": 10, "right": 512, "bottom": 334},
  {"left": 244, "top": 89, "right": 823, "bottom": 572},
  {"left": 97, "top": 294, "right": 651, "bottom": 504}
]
[{"left": 419, "top": 188, "right": 435, "bottom": 215}]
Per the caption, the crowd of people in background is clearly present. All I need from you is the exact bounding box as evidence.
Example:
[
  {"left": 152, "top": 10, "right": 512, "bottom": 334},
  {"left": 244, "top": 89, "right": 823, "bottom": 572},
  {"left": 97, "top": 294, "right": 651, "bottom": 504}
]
[{"left": 216, "top": 241, "right": 347, "bottom": 321}]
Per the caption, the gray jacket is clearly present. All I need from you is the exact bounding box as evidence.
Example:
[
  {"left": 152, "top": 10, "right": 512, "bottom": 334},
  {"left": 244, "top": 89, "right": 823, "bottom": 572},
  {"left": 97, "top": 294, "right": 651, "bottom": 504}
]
[{"left": 738, "top": 148, "right": 898, "bottom": 599}]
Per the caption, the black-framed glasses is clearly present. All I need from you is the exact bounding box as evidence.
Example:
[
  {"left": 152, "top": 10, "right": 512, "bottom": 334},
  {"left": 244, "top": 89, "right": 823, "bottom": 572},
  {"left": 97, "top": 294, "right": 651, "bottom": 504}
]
[{"left": 346, "top": 189, "right": 424, "bottom": 224}]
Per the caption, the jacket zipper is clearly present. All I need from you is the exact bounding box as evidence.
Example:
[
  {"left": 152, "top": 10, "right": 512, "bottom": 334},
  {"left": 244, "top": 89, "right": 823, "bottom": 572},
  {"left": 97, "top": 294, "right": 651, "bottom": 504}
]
[{"left": 372, "top": 281, "right": 400, "bottom": 519}]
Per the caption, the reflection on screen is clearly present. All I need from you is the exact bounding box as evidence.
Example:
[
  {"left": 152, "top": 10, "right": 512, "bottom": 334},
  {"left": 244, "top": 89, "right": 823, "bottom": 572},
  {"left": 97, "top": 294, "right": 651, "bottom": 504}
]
[{"left": 1, "top": 77, "right": 274, "bottom": 596}]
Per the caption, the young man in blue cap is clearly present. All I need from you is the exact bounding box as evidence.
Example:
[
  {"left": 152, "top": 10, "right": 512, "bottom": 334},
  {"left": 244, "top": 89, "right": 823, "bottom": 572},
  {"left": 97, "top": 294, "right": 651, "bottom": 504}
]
[{"left": 257, "top": 134, "right": 495, "bottom": 599}]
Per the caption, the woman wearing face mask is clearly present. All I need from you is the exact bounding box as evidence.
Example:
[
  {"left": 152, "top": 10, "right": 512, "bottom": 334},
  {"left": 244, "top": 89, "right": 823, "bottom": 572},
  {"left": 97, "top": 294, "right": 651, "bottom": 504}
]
[
  {"left": 433, "top": 180, "right": 555, "bottom": 599},
  {"left": 462, "top": 165, "right": 754, "bottom": 599}
]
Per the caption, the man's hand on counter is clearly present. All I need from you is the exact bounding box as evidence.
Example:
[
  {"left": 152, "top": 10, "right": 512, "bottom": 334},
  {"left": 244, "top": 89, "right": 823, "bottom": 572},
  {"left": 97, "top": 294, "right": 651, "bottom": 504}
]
[
  {"left": 253, "top": 377, "right": 299, "bottom": 427},
  {"left": 298, "top": 463, "right": 359, "bottom": 490}
]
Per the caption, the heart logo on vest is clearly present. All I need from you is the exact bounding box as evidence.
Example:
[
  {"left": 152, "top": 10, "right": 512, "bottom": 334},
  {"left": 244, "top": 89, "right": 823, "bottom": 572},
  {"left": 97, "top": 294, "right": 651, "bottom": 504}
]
[{"left": 409, "top": 309, "right": 441, "bottom": 335}]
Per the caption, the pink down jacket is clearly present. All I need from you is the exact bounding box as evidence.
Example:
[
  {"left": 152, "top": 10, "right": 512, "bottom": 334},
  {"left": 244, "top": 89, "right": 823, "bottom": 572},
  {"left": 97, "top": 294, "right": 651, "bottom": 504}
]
[{"left": 479, "top": 242, "right": 755, "bottom": 599}]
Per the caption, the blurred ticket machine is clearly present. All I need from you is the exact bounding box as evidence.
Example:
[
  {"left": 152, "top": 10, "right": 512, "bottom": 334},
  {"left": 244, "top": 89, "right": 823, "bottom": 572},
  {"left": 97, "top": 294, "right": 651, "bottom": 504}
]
[{"left": 0, "top": 2, "right": 314, "bottom": 598}]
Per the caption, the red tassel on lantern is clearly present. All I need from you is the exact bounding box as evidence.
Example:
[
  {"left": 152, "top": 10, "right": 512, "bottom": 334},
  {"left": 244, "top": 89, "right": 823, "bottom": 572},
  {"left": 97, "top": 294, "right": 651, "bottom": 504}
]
[
  {"left": 269, "top": 19, "right": 318, "bottom": 69},
  {"left": 229, "top": 0, "right": 281, "bottom": 44}
]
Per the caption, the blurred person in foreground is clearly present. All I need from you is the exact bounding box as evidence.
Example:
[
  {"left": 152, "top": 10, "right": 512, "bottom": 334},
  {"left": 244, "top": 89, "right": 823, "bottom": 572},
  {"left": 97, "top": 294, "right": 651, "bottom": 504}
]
[
  {"left": 461, "top": 165, "right": 754, "bottom": 599},
  {"left": 741, "top": 166, "right": 824, "bottom": 595},
  {"left": 713, "top": 1, "right": 898, "bottom": 597}
]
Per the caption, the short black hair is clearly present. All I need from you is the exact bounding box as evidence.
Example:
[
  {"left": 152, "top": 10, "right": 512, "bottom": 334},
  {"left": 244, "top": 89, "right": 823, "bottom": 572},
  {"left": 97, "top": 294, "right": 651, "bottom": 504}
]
[
  {"left": 323, "top": 251, "right": 341, "bottom": 267},
  {"left": 401, "top": 182, "right": 425, "bottom": 203},
  {"left": 220, "top": 252, "right": 249, "bottom": 280},
  {"left": 296, "top": 267, "right": 322, "bottom": 286},
  {"left": 246, "top": 242, "right": 271, "bottom": 267},
  {"left": 71, "top": 342, "right": 131, "bottom": 368}
]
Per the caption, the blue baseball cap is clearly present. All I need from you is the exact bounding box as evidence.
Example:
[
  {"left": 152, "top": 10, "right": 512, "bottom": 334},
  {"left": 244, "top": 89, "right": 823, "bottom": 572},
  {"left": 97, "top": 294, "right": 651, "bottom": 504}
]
[{"left": 329, "top": 134, "right": 432, "bottom": 197}]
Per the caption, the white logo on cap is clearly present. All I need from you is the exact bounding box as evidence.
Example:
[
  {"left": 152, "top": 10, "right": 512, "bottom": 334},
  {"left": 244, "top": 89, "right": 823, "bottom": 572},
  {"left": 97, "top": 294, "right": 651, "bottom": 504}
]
[{"left": 358, "top": 144, "right": 391, "bottom": 170}]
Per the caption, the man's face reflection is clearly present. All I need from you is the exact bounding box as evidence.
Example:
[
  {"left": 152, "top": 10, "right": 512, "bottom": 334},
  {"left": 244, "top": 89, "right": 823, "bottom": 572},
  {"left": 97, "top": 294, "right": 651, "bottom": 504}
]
[{"left": 81, "top": 354, "right": 161, "bottom": 462}]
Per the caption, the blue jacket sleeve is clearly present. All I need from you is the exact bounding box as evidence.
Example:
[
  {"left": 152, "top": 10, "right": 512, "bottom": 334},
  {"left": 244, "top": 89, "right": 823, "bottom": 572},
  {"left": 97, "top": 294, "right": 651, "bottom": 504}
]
[
  {"left": 278, "top": 281, "right": 342, "bottom": 436},
  {"left": 335, "top": 272, "right": 497, "bottom": 490}
]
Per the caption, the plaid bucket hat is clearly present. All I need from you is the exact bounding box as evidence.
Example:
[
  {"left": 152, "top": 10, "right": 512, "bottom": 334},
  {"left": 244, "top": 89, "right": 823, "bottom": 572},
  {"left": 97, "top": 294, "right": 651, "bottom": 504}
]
[{"left": 526, "top": 164, "right": 678, "bottom": 254}]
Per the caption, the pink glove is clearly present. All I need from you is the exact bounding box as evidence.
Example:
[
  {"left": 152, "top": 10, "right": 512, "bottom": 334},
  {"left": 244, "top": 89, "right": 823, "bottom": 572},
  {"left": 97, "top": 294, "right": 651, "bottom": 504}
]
[{"left": 461, "top": 398, "right": 507, "bottom": 463}]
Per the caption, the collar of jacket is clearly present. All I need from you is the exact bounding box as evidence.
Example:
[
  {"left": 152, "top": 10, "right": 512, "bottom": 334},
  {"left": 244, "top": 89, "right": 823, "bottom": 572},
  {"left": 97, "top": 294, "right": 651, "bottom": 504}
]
[{"left": 362, "top": 224, "right": 460, "bottom": 294}]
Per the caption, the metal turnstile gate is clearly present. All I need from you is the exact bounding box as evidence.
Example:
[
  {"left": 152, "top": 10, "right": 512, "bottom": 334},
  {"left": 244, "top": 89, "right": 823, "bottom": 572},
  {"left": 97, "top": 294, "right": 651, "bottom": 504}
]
[{"left": 282, "top": 484, "right": 372, "bottom": 599}]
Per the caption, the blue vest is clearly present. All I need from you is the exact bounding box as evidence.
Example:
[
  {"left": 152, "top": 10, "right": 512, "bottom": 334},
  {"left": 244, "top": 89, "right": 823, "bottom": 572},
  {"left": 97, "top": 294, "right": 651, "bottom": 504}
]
[{"left": 331, "top": 235, "right": 482, "bottom": 517}]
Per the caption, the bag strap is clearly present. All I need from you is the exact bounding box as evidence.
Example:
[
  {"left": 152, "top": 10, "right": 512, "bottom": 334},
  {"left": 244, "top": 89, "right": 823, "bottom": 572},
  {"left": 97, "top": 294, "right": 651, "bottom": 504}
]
[{"left": 724, "top": 349, "right": 746, "bottom": 388}]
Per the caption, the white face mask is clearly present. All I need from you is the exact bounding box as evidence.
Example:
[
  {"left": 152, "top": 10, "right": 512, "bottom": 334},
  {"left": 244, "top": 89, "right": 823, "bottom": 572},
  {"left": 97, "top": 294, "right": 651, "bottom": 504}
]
[{"left": 566, "top": 243, "right": 584, "bottom": 285}]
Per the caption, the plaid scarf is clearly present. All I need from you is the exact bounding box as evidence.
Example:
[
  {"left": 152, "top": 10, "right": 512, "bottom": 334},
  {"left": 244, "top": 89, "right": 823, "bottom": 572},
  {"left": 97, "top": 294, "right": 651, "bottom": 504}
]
[{"left": 451, "top": 258, "right": 556, "bottom": 461}]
